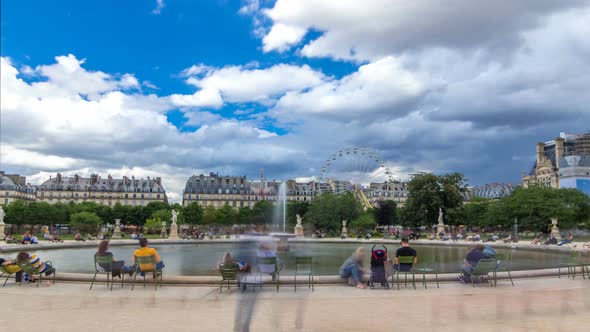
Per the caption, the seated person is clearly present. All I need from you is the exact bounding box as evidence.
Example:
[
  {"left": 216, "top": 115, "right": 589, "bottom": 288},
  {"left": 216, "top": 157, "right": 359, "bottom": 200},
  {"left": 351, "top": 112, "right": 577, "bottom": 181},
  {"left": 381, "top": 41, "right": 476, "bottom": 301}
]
[
  {"left": 30, "top": 235, "right": 39, "bottom": 244},
  {"left": 543, "top": 234, "right": 557, "bottom": 245},
  {"left": 459, "top": 245, "right": 485, "bottom": 283},
  {"left": 472, "top": 234, "right": 481, "bottom": 242},
  {"left": 74, "top": 233, "right": 86, "bottom": 242},
  {"left": 43, "top": 231, "right": 60, "bottom": 242},
  {"left": 530, "top": 234, "right": 543, "bottom": 245},
  {"left": 4, "top": 234, "right": 18, "bottom": 244},
  {"left": 339, "top": 247, "right": 366, "bottom": 289},
  {"left": 256, "top": 242, "right": 280, "bottom": 281},
  {"left": 365, "top": 233, "right": 372, "bottom": 240},
  {"left": 96, "top": 240, "right": 134, "bottom": 277},
  {"left": 131, "top": 232, "right": 139, "bottom": 240},
  {"left": 0, "top": 257, "right": 23, "bottom": 282},
  {"left": 133, "top": 238, "right": 164, "bottom": 273},
  {"left": 21, "top": 232, "right": 32, "bottom": 244},
  {"left": 482, "top": 245, "right": 496, "bottom": 259},
  {"left": 394, "top": 238, "right": 417, "bottom": 272},
  {"left": 16, "top": 251, "right": 55, "bottom": 285},
  {"left": 557, "top": 232, "right": 574, "bottom": 246}
]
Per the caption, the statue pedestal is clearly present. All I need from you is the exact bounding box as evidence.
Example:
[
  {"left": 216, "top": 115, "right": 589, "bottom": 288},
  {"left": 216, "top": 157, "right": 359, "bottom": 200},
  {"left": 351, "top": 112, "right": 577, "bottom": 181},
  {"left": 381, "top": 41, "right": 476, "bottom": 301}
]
[
  {"left": 294, "top": 225, "right": 304, "bottom": 238},
  {"left": 341, "top": 227, "right": 348, "bottom": 239},
  {"left": 0, "top": 223, "right": 5, "bottom": 238},
  {"left": 550, "top": 218, "right": 562, "bottom": 240},
  {"left": 112, "top": 227, "right": 121, "bottom": 239},
  {"left": 160, "top": 226, "right": 167, "bottom": 238},
  {"left": 436, "top": 222, "right": 445, "bottom": 235},
  {"left": 169, "top": 224, "right": 179, "bottom": 239}
]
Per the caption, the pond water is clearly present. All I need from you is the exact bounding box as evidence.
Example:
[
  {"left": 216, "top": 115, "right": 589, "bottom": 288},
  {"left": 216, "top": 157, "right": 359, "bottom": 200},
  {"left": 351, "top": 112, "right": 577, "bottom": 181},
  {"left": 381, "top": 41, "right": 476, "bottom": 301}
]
[{"left": 20, "top": 242, "right": 581, "bottom": 276}]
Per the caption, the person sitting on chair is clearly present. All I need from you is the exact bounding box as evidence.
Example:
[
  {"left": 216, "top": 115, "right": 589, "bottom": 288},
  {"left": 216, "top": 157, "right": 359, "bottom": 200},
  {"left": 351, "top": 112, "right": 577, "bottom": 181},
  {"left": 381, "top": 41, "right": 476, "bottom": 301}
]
[
  {"left": 15, "top": 252, "right": 55, "bottom": 285},
  {"left": 30, "top": 235, "right": 39, "bottom": 244},
  {"left": 543, "top": 234, "right": 557, "bottom": 245},
  {"left": 74, "top": 233, "right": 85, "bottom": 242},
  {"left": 394, "top": 238, "right": 417, "bottom": 272},
  {"left": 133, "top": 238, "right": 164, "bottom": 274},
  {"left": 96, "top": 240, "right": 134, "bottom": 277},
  {"left": 0, "top": 257, "right": 23, "bottom": 282},
  {"left": 458, "top": 245, "right": 485, "bottom": 283}
]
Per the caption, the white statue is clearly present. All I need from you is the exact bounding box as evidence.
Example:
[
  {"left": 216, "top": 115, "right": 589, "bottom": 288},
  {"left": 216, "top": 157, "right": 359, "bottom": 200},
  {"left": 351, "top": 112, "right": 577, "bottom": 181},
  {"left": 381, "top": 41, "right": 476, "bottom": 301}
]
[
  {"left": 437, "top": 207, "right": 444, "bottom": 225},
  {"left": 171, "top": 209, "right": 179, "bottom": 225},
  {"left": 0, "top": 206, "right": 5, "bottom": 224},
  {"left": 296, "top": 214, "right": 302, "bottom": 226}
]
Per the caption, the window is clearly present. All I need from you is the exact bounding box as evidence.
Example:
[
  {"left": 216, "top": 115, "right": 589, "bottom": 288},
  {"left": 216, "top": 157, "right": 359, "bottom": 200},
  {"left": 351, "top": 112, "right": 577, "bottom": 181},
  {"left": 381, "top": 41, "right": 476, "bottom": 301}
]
[
  {"left": 4, "top": 199, "right": 8, "bottom": 205},
  {"left": 141, "top": 194, "right": 144, "bottom": 198},
  {"left": 4, "top": 191, "right": 8, "bottom": 196},
  {"left": 133, "top": 194, "right": 136, "bottom": 198},
  {"left": 125, "top": 194, "right": 128, "bottom": 198},
  {"left": 157, "top": 194, "right": 160, "bottom": 199}
]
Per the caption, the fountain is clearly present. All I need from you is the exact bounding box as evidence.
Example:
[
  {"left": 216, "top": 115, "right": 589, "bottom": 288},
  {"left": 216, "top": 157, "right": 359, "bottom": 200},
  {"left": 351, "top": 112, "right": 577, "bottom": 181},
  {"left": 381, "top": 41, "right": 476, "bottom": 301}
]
[
  {"left": 112, "top": 219, "right": 122, "bottom": 239},
  {"left": 269, "top": 181, "right": 295, "bottom": 251}
]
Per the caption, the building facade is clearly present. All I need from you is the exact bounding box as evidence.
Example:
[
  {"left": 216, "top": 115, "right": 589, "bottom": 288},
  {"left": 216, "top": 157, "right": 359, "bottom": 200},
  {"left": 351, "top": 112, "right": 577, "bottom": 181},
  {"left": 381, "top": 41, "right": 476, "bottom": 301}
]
[
  {"left": 365, "top": 181, "right": 408, "bottom": 205},
  {"left": 36, "top": 173, "right": 167, "bottom": 206},
  {"left": 522, "top": 132, "right": 590, "bottom": 195},
  {"left": 0, "top": 171, "right": 36, "bottom": 205}
]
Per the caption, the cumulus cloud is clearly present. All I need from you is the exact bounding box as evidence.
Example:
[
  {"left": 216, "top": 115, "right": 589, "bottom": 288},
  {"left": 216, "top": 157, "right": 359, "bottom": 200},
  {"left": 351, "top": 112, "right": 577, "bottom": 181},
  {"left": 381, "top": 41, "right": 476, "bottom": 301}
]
[
  {"left": 171, "top": 63, "right": 326, "bottom": 106},
  {"left": 259, "top": 0, "right": 590, "bottom": 61}
]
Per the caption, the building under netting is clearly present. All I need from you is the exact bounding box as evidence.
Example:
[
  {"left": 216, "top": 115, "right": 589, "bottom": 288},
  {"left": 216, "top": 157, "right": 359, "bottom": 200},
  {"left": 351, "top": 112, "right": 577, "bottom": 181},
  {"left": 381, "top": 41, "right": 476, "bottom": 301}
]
[{"left": 522, "top": 132, "right": 590, "bottom": 195}]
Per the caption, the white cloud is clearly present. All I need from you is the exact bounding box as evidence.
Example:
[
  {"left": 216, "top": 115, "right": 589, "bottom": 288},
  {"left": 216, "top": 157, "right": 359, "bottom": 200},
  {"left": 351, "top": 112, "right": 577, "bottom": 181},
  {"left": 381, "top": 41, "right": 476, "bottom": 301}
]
[
  {"left": 171, "top": 63, "right": 326, "bottom": 106},
  {"left": 259, "top": 0, "right": 590, "bottom": 61},
  {"left": 151, "top": 0, "right": 165, "bottom": 15}
]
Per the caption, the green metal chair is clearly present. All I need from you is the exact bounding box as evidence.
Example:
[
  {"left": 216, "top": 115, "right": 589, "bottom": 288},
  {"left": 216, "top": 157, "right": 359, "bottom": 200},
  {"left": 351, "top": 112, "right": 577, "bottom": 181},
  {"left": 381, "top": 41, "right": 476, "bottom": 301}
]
[
  {"left": 395, "top": 256, "right": 416, "bottom": 290},
  {"left": 494, "top": 251, "right": 514, "bottom": 286},
  {"left": 256, "top": 256, "right": 282, "bottom": 293},
  {"left": 0, "top": 260, "right": 21, "bottom": 287},
  {"left": 465, "top": 259, "right": 497, "bottom": 287},
  {"left": 17, "top": 260, "right": 56, "bottom": 287},
  {"left": 411, "top": 255, "right": 439, "bottom": 289},
  {"left": 219, "top": 264, "right": 240, "bottom": 293},
  {"left": 131, "top": 255, "right": 163, "bottom": 291},
  {"left": 558, "top": 251, "right": 585, "bottom": 280},
  {"left": 90, "top": 253, "right": 124, "bottom": 291},
  {"left": 294, "top": 256, "right": 314, "bottom": 292}
]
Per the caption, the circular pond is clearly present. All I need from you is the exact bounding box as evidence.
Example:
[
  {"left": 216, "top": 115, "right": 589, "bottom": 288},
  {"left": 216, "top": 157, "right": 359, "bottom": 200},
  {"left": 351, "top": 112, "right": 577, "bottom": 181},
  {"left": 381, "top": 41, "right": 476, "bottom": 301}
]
[{"left": 13, "top": 242, "right": 582, "bottom": 276}]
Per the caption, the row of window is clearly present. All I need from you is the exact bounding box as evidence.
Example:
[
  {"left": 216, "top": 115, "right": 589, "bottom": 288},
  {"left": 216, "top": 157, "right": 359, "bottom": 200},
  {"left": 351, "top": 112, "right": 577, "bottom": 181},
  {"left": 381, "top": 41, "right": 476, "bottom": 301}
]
[{"left": 39, "top": 192, "right": 162, "bottom": 199}]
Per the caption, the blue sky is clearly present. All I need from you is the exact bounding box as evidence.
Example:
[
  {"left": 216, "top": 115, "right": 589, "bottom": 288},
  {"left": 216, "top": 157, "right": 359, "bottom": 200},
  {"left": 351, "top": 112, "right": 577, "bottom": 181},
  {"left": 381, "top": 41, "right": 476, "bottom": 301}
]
[{"left": 2, "top": 0, "right": 590, "bottom": 201}]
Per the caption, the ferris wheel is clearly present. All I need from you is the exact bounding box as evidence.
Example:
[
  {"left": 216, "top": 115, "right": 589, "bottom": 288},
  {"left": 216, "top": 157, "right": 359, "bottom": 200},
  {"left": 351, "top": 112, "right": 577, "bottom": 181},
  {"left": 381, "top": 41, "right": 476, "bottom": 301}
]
[{"left": 318, "top": 147, "right": 394, "bottom": 195}]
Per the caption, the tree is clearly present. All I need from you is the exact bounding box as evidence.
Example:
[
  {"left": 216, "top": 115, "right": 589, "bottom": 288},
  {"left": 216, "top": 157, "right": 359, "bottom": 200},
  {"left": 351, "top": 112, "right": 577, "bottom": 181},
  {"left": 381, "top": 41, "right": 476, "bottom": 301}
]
[
  {"left": 237, "top": 206, "right": 253, "bottom": 224},
  {"left": 373, "top": 200, "right": 397, "bottom": 226},
  {"left": 144, "top": 217, "right": 163, "bottom": 233},
  {"left": 305, "top": 192, "right": 361, "bottom": 234},
  {"left": 183, "top": 202, "right": 203, "bottom": 225},
  {"left": 4, "top": 200, "right": 27, "bottom": 233},
  {"left": 404, "top": 172, "right": 466, "bottom": 227},
  {"left": 143, "top": 201, "right": 170, "bottom": 218},
  {"left": 462, "top": 197, "right": 493, "bottom": 228},
  {"left": 152, "top": 209, "right": 172, "bottom": 224},
  {"left": 216, "top": 203, "right": 237, "bottom": 225},
  {"left": 287, "top": 201, "right": 310, "bottom": 226},
  {"left": 349, "top": 212, "right": 377, "bottom": 231},
  {"left": 202, "top": 205, "right": 217, "bottom": 224},
  {"left": 70, "top": 212, "right": 102, "bottom": 234},
  {"left": 251, "top": 200, "right": 274, "bottom": 225}
]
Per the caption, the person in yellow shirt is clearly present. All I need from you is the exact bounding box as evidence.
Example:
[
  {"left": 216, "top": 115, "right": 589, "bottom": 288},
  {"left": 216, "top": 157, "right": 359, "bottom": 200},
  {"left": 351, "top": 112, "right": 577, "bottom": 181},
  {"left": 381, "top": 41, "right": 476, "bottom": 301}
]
[
  {"left": 132, "top": 238, "right": 165, "bottom": 272},
  {"left": 1, "top": 257, "right": 23, "bottom": 282}
]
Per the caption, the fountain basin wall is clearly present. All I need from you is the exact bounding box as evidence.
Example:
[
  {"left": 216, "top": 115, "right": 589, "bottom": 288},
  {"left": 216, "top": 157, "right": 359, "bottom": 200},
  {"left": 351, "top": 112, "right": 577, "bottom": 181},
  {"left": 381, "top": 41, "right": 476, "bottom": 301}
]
[{"left": 1, "top": 239, "right": 586, "bottom": 278}]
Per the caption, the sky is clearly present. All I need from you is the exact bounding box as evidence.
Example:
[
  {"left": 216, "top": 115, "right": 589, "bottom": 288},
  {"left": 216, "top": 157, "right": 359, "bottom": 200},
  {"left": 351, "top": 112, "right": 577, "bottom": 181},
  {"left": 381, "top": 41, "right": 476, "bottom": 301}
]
[{"left": 1, "top": 0, "right": 590, "bottom": 203}]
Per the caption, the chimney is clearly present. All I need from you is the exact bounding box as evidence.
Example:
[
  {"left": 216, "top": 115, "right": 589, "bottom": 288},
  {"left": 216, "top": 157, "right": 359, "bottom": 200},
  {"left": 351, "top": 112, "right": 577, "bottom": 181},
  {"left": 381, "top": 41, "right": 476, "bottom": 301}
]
[
  {"left": 155, "top": 177, "right": 162, "bottom": 186},
  {"left": 536, "top": 142, "right": 545, "bottom": 165},
  {"left": 90, "top": 174, "right": 98, "bottom": 185},
  {"left": 555, "top": 137, "right": 565, "bottom": 169},
  {"left": 56, "top": 173, "right": 62, "bottom": 184}
]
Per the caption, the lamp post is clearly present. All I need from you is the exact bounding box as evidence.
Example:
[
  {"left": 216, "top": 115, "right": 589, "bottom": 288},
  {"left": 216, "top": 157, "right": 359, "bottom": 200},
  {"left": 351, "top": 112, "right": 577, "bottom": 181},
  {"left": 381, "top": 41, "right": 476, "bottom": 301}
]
[{"left": 513, "top": 218, "right": 518, "bottom": 239}]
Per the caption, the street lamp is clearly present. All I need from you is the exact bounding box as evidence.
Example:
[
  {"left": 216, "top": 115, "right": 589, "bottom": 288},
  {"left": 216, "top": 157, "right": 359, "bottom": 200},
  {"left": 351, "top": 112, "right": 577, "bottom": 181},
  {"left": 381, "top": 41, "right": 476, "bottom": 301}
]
[{"left": 513, "top": 218, "right": 518, "bottom": 239}]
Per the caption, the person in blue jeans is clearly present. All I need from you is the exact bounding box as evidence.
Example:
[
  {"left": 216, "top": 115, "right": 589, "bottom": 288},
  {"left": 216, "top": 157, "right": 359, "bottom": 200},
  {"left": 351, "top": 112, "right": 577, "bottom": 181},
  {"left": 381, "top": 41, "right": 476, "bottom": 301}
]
[
  {"left": 339, "top": 247, "right": 367, "bottom": 289},
  {"left": 459, "top": 244, "right": 485, "bottom": 283},
  {"left": 557, "top": 232, "right": 574, "bottom": 246}
]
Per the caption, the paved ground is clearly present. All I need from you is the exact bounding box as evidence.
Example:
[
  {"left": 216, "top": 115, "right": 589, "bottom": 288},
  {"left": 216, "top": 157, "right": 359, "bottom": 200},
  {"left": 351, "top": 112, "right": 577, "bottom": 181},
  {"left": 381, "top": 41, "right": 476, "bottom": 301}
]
[{"left": 1, "top": 277, "right": 589, "bottom": 331}]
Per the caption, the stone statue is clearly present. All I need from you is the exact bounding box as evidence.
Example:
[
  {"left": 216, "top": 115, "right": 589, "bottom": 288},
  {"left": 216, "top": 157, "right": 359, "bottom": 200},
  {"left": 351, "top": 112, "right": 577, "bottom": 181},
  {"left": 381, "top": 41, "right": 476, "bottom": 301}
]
[
  {"left": 341, "top": 219, "right": 348, "bottom": 238},
  {"left": 294, "top": 214, "right": 304, "bottom": 238},
  {"left": 342, "top": 219, "right": 347, "bottom": 228},
  {"left": 0, "top": 206, "right": 5, "bottom": 237},
  {"left": 169, "top": 210, "right": 179, "bottom": 239},
  {"left": 437, "top": 208, "right": 443, "bottom": 224},
  {"left": 436, "top": 208, "right": 445, "bottom": 235},
  {"left": 112, "top": 219, "right": 122, "bottom": 239},
  {"left": 171, "top": 210, "right": 179, "bottom": 225}
]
